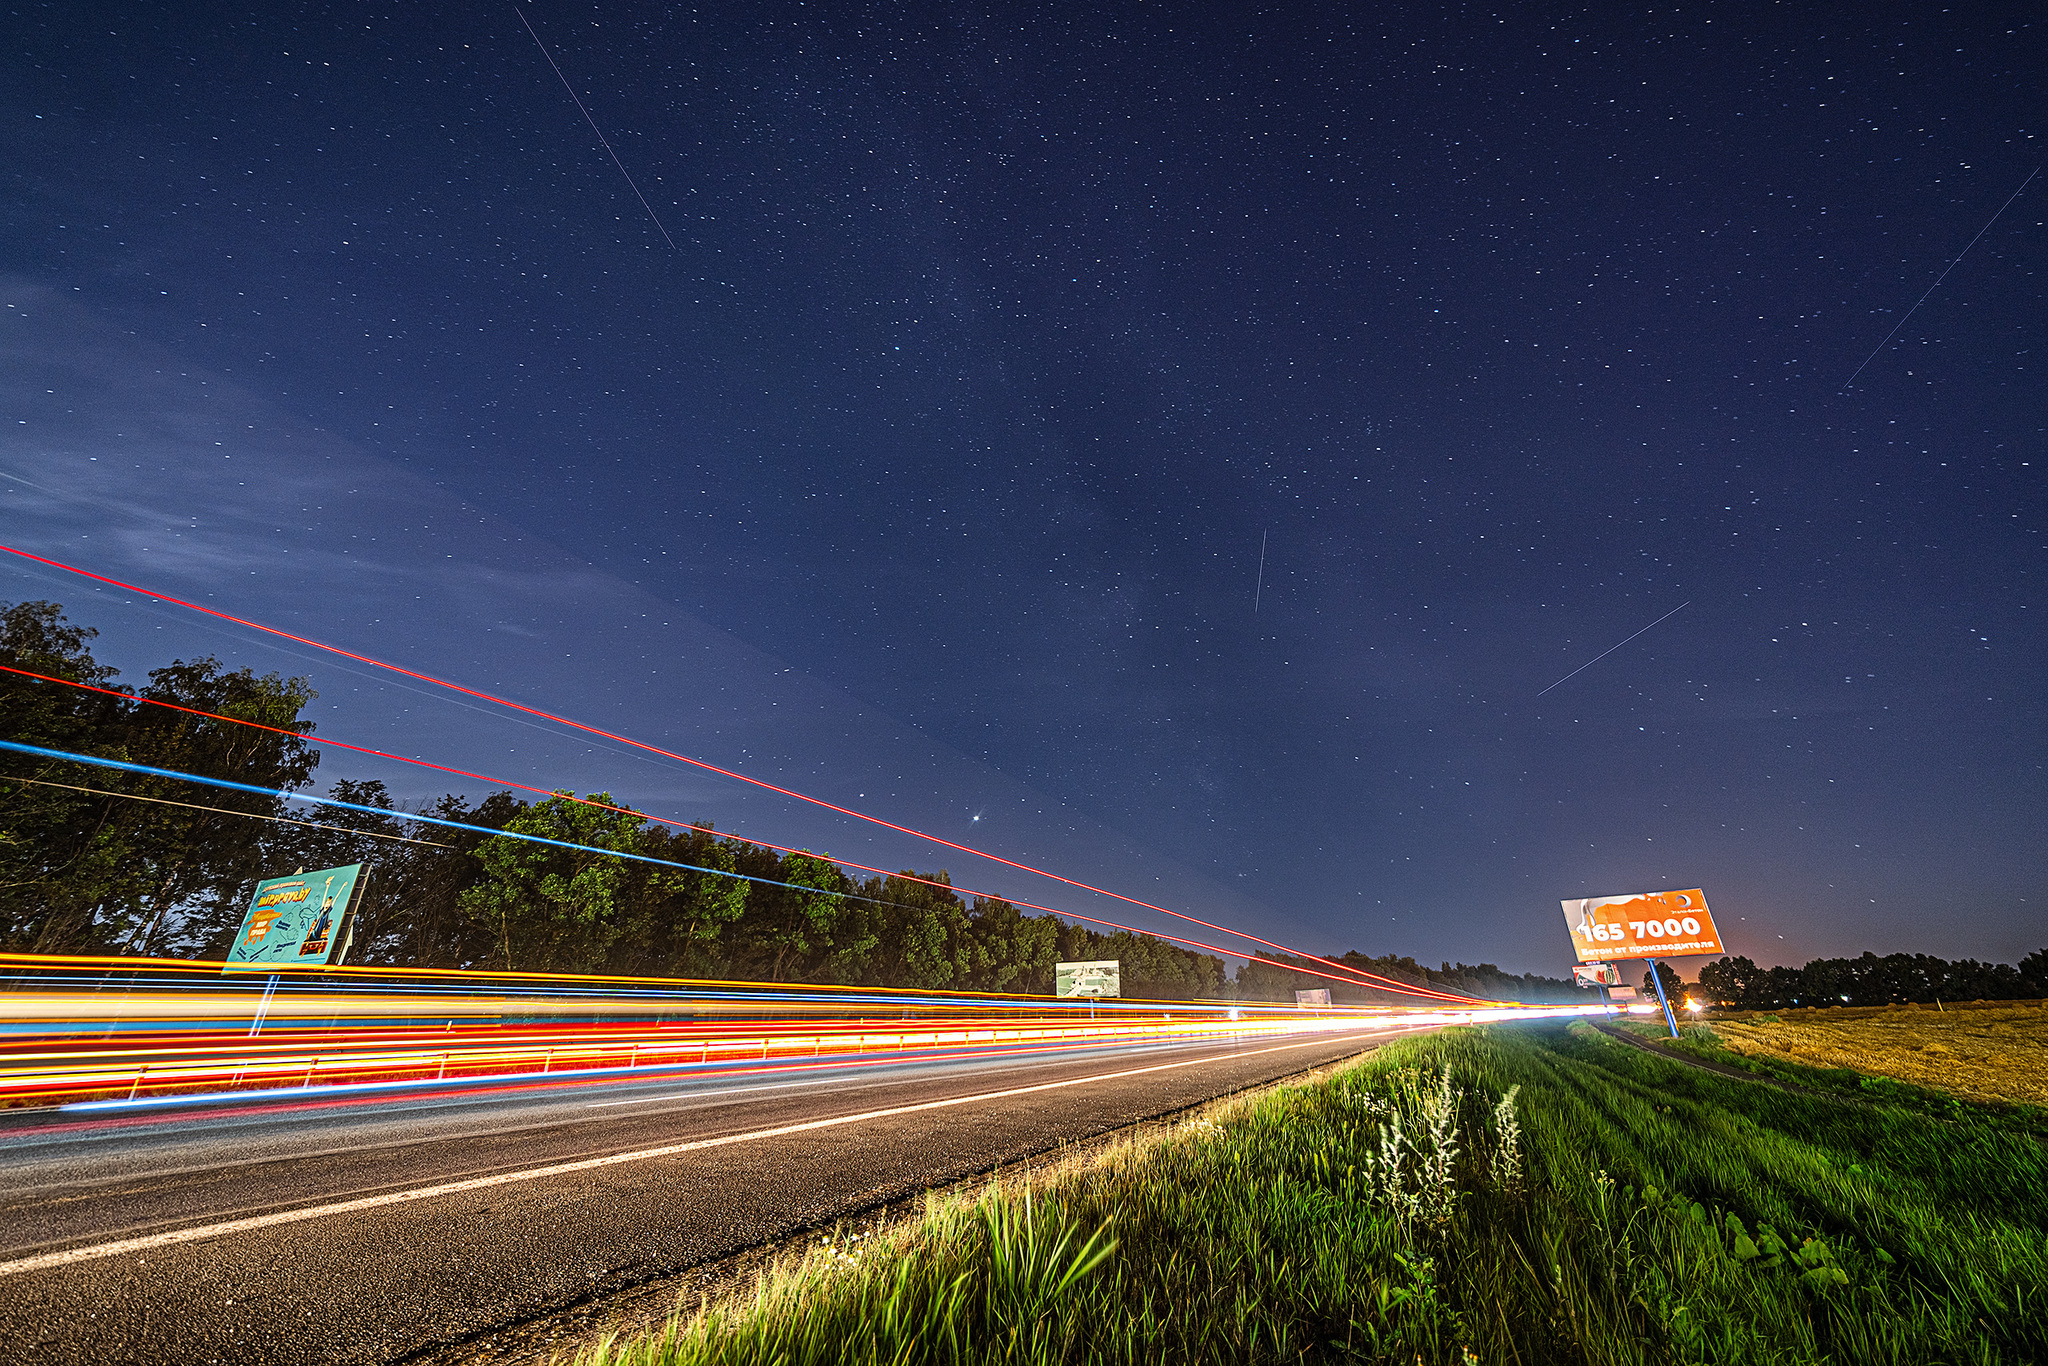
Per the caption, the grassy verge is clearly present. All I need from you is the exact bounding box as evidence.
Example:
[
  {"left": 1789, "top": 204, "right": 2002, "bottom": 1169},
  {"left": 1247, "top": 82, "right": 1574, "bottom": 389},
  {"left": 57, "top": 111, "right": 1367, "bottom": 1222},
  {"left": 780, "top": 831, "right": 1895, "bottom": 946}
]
[{"left": 579, "top": 1023, "right": 2048, "bottom": 1365}]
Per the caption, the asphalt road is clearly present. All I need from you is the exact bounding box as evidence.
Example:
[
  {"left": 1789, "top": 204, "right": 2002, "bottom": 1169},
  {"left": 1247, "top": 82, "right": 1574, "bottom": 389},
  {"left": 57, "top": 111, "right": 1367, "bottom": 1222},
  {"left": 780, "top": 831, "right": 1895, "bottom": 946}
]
[{"left": 0, "top": 1023, "right": 1418, "bottom": 1365}]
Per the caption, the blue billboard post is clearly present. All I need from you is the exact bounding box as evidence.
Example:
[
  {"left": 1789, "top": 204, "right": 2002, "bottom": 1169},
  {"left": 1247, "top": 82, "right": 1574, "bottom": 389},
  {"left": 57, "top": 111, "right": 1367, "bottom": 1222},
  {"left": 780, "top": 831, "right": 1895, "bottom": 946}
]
[
  {"left": 1644, "top": 958, "right": 1681, "bottom": 1039},
  {"left": 1562, "top": 888, "right": 1721, "bottom": 1040}
]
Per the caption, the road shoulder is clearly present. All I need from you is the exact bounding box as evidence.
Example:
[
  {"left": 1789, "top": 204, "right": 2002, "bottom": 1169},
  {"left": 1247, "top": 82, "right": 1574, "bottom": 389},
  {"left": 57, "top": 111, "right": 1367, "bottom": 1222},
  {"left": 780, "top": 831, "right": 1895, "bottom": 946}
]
[{"left": 415, "top": 1043, "right": 1390, "bottom": 1366}]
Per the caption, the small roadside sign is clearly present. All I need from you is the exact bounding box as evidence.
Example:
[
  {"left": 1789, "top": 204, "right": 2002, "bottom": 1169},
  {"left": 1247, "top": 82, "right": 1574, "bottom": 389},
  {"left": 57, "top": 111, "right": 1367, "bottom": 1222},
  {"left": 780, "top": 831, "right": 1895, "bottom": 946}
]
[{"left": 1055, "top": 960, "right": 1120, "bottom": 998}]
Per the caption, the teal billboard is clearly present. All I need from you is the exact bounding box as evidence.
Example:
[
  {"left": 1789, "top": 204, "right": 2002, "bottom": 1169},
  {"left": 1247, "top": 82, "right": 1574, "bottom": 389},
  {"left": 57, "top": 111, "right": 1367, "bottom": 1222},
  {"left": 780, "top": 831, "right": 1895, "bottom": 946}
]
[{"left": 222, "top": 864, "right": 364, "bottom": 973}]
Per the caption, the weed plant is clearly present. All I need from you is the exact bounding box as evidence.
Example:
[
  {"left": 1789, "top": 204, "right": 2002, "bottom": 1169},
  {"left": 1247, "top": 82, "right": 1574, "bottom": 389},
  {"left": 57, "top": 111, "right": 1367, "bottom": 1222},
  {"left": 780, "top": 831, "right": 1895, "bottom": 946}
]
[{"left": 581, "top": 1023, "right": 2048, "bottom": 1365}]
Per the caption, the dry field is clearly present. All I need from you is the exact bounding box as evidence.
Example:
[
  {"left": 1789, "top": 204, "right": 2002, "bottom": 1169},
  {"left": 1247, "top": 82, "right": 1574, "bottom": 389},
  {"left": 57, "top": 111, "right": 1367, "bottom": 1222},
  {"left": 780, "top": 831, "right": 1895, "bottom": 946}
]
[{"left": 1705, "top": 1001, "right": 2048, "bottom": 1107}]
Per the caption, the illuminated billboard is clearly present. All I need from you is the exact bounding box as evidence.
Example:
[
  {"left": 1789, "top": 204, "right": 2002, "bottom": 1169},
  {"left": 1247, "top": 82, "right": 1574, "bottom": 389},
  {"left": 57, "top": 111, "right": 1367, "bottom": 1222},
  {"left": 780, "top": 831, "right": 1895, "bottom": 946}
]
[
  {"left": 1294, "top": 988, "right": 1332, "bottom": 1008},
  {"left": 1561, "top": 887, "right": 1722, "bottom": 962},
  {"left": 224, "top": 864, "right": 364, "bottom": 973},
  {"left": 1055, "top": 960, "right": 1120, "bottom": 998},
  {"left": 1571, "top": 962, "right": 1621, "bottom": 988}
]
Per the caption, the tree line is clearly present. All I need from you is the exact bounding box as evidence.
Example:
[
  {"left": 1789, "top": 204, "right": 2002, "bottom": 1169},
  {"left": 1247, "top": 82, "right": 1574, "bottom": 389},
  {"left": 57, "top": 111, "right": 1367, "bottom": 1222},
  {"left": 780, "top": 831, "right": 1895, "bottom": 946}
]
[
  {"left": 1694, "top": 950, "right": 2047, "bottom": 1010},
  {"left": 31, "top": 600, "right": 2021, "bottom": 1007},
  {"left": 1235, "top": 950, "right": 1583, "bottom": 1005},
  {"left": 0, "top": 601, "right": 1239, "bottom": 995},
  {"left": 1, "top": 600, "right": 1406, "bottom": 1000}
]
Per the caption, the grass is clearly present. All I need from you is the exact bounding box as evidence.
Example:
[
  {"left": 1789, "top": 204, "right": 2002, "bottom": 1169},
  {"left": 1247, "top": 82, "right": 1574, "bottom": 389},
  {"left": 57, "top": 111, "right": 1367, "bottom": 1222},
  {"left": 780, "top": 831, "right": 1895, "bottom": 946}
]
[{"left": 577, "top": 1023, "right": 2048, "bottom": 1365}]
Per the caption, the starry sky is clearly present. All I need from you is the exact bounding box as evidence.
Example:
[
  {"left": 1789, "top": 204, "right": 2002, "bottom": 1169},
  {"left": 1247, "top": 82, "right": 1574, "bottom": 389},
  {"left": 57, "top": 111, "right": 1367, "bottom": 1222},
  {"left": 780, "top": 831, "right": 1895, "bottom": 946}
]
[{"left": 2, "top": 2, "right": 2041, "bottom": 977}]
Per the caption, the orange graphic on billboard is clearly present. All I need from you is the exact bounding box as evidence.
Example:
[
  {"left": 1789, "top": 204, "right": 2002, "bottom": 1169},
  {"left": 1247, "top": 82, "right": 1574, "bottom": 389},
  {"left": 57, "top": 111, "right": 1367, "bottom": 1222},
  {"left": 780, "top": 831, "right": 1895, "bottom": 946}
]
[
  {"left": 1561, "top": 888, "right": 1722, "bottom": 962},
  {"left": 242, "top": 903, "right": 292, "bottom": 945}
]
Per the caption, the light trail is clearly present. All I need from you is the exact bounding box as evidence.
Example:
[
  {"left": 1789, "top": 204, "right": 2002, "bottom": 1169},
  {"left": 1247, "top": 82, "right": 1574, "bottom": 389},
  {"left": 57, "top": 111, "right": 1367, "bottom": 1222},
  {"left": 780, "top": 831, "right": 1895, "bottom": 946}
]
[
  {"left": 7, "top": 775, "right": 452, "bottom": 847},
  {"left": 0, "top": 953, "right": 1613, "bottom": 1114},
  {"left": 0, "top": 739, "right": 1465, "bottom": 1000},
  {"left": 0, "top": 546, "right": 1456, "bottom": 1000},
  {"left": 1, "top": 667, "right": 1485, "bottom": 1003},
  {"left": 0, "top": 738, "right": 968, "bottom": 920}
]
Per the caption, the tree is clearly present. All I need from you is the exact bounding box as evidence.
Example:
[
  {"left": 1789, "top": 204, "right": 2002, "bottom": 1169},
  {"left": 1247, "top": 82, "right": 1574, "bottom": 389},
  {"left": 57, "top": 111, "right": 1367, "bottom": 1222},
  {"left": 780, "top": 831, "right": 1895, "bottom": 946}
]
[
  {"left": 124, "top": 659, "right": 320, "bottom": 955},
  {"left": 0, "top": 601, "right": 135, "bottom": 950},
  {"left": 626, "top": 822, "right": 750, "bottom": 977},
  {"left": 960, "top": 898, "right": 1059, "bottom": 993},
  {"left": 2020, "top": 948, "right": 2048, "bottom": 997},
  {"left": 0, "top": 608, "right": 320, "bottom": 955},
  {"left": 1697, "top": 956, "right": 1761, "bottom": 1007},
  {"left": 355, "top": 791, "right": 523, "bottom": 968},
  {"left": 458, "top": 793, "right": 644, "bottom": 971},
  {"left": 1643, "top": 962, "right": 1684, "bottom": 1002},
  {"left": 863, "top": 872, "right": 968, "bottom": 989},
  {"left": 749, "top": 851, "right": 859, "bottom": 981},
  {"left": 258, "top": 778, "right": 406, "bottom": 877}
]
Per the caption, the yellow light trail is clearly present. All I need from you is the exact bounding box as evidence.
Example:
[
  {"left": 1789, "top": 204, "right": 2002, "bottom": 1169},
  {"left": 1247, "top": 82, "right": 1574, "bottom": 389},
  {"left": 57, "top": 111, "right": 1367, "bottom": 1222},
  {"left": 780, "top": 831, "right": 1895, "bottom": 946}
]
[{"left": 0, "top": 953, "right": 1616, "bottom": 1111}]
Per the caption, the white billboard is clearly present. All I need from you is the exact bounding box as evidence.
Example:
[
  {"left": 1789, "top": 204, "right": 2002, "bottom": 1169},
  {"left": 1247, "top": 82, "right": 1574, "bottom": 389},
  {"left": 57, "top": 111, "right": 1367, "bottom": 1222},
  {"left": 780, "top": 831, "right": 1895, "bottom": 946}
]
[{"left": 1055, "top": 960, "right": 1120, "bottom": 998}]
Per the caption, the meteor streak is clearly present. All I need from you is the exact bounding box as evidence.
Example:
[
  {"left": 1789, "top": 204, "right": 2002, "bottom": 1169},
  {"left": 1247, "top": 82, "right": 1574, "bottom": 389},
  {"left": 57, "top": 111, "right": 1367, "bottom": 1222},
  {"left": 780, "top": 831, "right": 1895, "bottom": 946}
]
[
  {"left": 1842, "top": 166, "right": 2038, "bottom": 393},
  {"left": 1536, "top": 601, "right": 1690, "bottom": 697},
  {"left": 512, "top": 4, "right": 680, "bottom": 254}
]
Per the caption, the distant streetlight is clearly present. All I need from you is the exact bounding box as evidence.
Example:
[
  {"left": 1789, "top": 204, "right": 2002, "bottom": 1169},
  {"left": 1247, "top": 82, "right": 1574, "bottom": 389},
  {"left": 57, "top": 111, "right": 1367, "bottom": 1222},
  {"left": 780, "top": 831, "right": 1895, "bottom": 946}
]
[{"left": 1684, "top": 997, "right": 1702, "bottom": 1014}]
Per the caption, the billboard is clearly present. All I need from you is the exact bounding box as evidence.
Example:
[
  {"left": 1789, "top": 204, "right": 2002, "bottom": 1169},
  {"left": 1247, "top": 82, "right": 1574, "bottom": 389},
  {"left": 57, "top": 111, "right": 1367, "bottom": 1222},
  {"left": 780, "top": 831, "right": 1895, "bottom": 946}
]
[
  {"left": 224, "top": 864, "right": 364, "bottom": 973},
  {"left": 1294, "top": 988, "right": 1332, "bottom": 1008},
  {"left": 1055, "top": 960, "right": 1120, "bottom": 998},
  {"left": 1562, "top": 887, "right": 1722, "bottom": 962},
  {"left": 1609, "top": 985, "right": 1638, "bottom": 1000},
  {"left": 1571, "top": 962, "right": 1622, "bottom": 988}
]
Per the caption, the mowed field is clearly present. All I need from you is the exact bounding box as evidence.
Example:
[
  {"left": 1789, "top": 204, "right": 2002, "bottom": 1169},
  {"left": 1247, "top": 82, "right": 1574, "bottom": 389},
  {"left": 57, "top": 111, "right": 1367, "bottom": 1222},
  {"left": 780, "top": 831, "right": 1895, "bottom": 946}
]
[{"left": 1705, "top": 1002, "right": 2048, "bottom": 1107}]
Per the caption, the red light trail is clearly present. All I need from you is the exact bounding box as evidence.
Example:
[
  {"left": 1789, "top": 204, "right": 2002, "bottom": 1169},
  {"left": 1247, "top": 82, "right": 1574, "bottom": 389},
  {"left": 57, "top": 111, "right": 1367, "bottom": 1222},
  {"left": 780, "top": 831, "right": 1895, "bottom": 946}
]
[
  {"left": 0, "top": 953, "right": 1613, "bottom": 1113},
  {"left": 0, "top": 546, "right": 1483, "bottom": 1003},
  {"left": 0, "top": 731, "right": 1479, "bottom": 1002}
]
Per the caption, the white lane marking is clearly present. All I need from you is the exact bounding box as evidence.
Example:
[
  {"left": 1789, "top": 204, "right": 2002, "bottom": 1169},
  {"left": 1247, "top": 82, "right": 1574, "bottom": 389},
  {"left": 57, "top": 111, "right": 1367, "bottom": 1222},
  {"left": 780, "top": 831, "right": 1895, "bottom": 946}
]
[{"left": 0, "top": 1031, "right": 1391, "bottom": 1278}]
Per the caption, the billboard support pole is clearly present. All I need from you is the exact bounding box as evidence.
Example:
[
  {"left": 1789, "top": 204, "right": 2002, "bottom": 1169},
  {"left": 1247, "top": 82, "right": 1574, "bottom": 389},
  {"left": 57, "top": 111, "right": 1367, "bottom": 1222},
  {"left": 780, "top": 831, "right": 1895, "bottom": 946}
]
[
  {"left": 247, "top": 973, "right": 281, "bottom": 1038},
  {"left": 330, "top": 864, "right": 370, "bottom": 970},
  {"left": 1645, "top": 958, "right": 1680, "bottom": 1039}
]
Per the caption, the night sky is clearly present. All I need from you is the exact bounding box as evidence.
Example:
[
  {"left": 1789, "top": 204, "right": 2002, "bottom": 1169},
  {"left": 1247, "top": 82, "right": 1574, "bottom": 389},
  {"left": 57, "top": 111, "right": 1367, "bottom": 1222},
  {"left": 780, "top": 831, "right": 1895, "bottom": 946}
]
[{"left": 3, "top": 3, "right": 2041, "bottom": 977}]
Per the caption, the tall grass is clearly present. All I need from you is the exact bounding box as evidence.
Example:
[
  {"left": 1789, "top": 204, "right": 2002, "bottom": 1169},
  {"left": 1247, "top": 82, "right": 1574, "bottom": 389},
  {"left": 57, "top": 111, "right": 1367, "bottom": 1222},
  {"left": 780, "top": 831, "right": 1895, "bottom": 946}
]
[{"left": 579, "top": 1023, "right": 2048, "bottom": 1365}]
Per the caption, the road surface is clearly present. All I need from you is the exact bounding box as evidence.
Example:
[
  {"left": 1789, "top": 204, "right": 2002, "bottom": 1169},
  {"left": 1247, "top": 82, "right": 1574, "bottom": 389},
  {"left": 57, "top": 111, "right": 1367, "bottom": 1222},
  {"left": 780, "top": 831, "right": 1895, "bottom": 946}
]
[{"left": 0, "top": 1023, "right": 1418, "bottom": 1365}]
